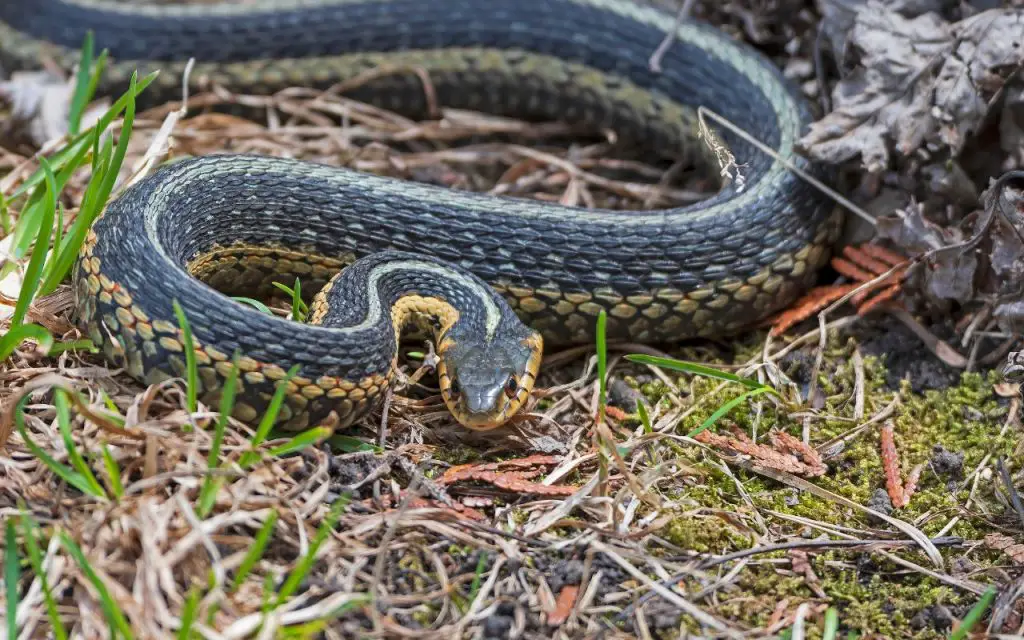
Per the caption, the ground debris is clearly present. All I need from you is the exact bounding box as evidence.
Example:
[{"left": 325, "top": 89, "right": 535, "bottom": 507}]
[
  {"left": 880, "top": 419, "right": 925, "bottom": 508},
  {"left": 695, "top": 426, "right": 827, "bottom": 477},
  {"left": 438, "top": 454, "right": 578, "bottom": 496},
  {"left": 984, "top": 533, "right": 1024, "bottom": 564},
  {"left": 802, "top": 4, "right": 1024, "bottom": 172}
]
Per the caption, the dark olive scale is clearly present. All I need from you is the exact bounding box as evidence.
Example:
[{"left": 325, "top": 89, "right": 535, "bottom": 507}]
[{"left": 0, "top": 0, "right": 842, "bottom": 429}]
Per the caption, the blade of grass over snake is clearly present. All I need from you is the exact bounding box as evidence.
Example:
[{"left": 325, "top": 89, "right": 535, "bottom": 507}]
[
  {"left": 172, "top": 300, "right": 199, "bottom": 414},
  {"left": 239, "top": 364, "right": 301, "bottom": 467}
]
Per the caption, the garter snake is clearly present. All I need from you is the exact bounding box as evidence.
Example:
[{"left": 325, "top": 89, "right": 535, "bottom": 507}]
[{"left": 0, "top": 0, "right": 841, "bottom": 431}]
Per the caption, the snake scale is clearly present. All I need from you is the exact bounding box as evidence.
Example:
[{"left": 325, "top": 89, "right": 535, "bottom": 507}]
[{"left": 0, "top": 0, "right": 841, "bottom": 430}]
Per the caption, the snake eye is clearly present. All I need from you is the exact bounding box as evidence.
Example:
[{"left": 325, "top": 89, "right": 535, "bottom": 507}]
[{"left": 503, "top": 375, "right": 518, "bottom": 399}]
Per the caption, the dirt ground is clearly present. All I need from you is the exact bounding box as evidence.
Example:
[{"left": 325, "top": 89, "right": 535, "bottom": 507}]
[{"left": 4, "top": 0, "right": 1024, "bottom": 638}]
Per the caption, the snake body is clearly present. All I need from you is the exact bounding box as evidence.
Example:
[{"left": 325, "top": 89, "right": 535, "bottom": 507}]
[{"left": 0, "top": 0, "right": 841, "bottom": 430}]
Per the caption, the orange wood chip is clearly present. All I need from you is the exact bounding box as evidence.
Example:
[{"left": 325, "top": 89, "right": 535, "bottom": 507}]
[{"left": 547, "top": 584, "right": 580, "bottom": 626}]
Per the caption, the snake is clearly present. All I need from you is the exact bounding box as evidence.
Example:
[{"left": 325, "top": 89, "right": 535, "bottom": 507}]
[{"left": 0, "top": 0, "right": 841, "bottom": 431}]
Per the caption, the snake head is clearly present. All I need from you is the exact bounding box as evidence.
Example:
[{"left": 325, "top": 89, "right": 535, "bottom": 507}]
[{"left": 437, "top": 328, "right": 543, "bottom": 430}]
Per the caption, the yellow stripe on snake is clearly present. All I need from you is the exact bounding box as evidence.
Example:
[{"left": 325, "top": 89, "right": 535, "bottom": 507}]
[{"left": 0, "top": 0, "right": 841, "bottom": 430}]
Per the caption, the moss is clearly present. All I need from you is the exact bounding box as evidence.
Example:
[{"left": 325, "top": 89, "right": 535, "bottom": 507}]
[
  {"left": 661, "top": 512, "right": 753, "bottom": 553},
  {"left": 428, "top": 445, "right": 482, "bottom": 468},
  {"left": 623, "top": 328, "right": 1014, "bottom": 637}
]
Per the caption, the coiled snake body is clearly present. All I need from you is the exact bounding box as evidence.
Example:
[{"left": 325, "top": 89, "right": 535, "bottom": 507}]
[{"left": 0, "top": 0, "right": 841, "bottom": 430}]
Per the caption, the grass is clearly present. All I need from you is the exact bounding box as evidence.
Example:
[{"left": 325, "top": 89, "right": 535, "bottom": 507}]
[
  {"left": 624, "top": 352, "right": 782, "bottom": 437},
  {"left": 1, "top": 34, "right": 362, "bottom": 637},
  {"left": 950, "top": 587, "right": 997, "bottom": 640},
  {"left": 0, "top": 32, "right": 153, "bottom": 361}
]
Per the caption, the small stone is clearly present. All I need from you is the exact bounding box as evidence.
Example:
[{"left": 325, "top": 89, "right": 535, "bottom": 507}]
[
  {"left": 931, "top": 445, "right": 965, "bottom": 479},
  {"left": 867, "top": 487, "right": 893, "bottom": 525},
  {"left": 483, "top": 615, "right": 513, "bottom": 639}
]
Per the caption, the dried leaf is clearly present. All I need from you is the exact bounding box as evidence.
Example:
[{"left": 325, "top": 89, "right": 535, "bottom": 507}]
[
  {"left": 801, "top": 3, "right": 951, "bottom": 169},
  {"left": 695, "top": 429, "right": 827, "bottom": 478},
  {"left": 985, "top": 533, "right": 1024, "bottom": 565},
  {"left": 439, "top": 454, "right": 562, "bottom": 484},
  {"left": 770, "top": 431, "right": 828, "bottom": 476},
  {"left": 802, "top": 5, "right": 1024, "bottom": 170},
  {"left": 881, "top": 420, "right": 907, "bottom": 508}
]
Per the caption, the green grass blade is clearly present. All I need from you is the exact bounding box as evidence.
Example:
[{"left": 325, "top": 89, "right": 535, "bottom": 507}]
[
  {"left": 271, "top": 280, "right": 308, "bottom": 321},
  {"left": 178, "top": 587, "right": 200, "bottom": 640},
  {"left": 100, "top": 443, "right": 125, "bottom": 499},
  {"left": 83, "top": 51, "right": 110, "bottom": 118},
  {"left": 171, "top": 300, "right": 199, "bottom": 413},
  {"left": 41, "top": 128, "right": 111, "bottom": 294},
  {"left": 266, "top": 427, "right": 333, "bottom": 458},
  {"left": 230, "top": 510, "right": 278, "bottom": 592},
  {"left": 625, "top": 353, "right": 779, "bottom": 395},
  {"left": 92, "top": 71, "right": 137, "bottom": 212},
  {"left": 39, "top": 70, "right": 139, "bottom": 296},
  {"left": 47, "top": 338, "right": 98, "bottom": 356},
  {"left": 275, "top": 496, "right": 349, "bottom": 605},
  {"left": 596, "top": 309, "right": 607, "bottom": 423},
  {"left": 9, "top": 70, "right": 156, "bottom": 201},
  {"left": 67, "top": 32, "right": 95, "bottom": 135},
  {"left": 9, "top": 140, "right": 89, "bottom": 261},
  {"left": 197, "top": 354, "right": 241, "bottom": 517},
  {"left": 0, "top": 323, "right": 55, "bottom": 361},
  {"left": 5, "top": 520, "right": 19, "bottom": 639},
  {"left": 54, "top": 389, "right": 107, "bottom": 499},
  {"left": 1, "top": 191, "right": 10, "bottom": 235},
  {"left": 14, "top": 395, "right": 107, "bottom": 499},
  {"left": 232, "top": 297, "right": 274, "bottom": 315},
  {"left": 467, "top": 552, "right": 487, "bottom": 603},
  {"left": 58, "top": 531, "right": 134, "bottom": 639},
  {"left": 10, "top": 158, "right": 58, "bottom": 327},
  {"left": 636, "top": 399, "right": 652, "bottom": 434},
  {"left": 324, "top": 434, "right": 380, "bottom": 454},
  {"left": 687, "top": 386, "right": 776, "bottom": 438},
  {"left": 239, "top": 365, "right": 300, "bottom": 467},
  {"left": 822, "top": 607, "right": 839, "bottom": 640},
  {"left": 18, "top": 514, "right": 68, "bottom": 640},
  {"left": 950, "top": 586, "right": 996, "bottom": 640}
]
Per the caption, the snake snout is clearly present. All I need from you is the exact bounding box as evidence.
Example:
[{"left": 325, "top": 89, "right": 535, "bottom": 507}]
[{"left": 462, "top": 384, "right": 506, "bottom": 416}]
